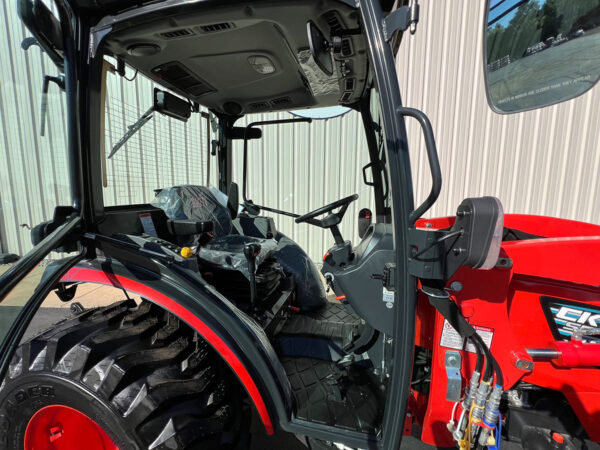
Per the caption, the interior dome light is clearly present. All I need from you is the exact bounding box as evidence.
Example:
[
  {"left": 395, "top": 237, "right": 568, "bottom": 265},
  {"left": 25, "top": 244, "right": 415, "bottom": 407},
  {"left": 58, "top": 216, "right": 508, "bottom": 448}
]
[{"left": 248, "top": 55, "right": 275, "bottom": 74}]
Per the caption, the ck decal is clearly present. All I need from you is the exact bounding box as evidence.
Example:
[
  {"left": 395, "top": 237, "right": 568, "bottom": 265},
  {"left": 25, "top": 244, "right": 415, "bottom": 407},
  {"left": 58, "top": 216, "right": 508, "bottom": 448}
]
[{"left": 541, "top": 296, "right": 600, "bottom": 343}]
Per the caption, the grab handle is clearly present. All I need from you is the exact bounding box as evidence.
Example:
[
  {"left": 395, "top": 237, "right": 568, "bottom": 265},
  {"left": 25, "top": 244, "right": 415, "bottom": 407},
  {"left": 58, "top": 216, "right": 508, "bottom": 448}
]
[{"left": 398, "top": 107, "right": 442, "bottom": 226}]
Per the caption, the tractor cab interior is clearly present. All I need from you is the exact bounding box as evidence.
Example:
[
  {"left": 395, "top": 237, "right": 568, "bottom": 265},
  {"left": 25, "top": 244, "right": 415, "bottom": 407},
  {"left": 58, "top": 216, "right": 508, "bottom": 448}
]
[{"left": 88, "top": 0, "right": 398, "bottom": 438}]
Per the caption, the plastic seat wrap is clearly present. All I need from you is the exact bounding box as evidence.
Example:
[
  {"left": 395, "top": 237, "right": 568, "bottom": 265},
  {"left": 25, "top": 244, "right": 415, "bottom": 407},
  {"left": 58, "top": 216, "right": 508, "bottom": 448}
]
[
  {"left": 199, "top": 235, "right": 278, "bottom": 280},
  {"left": 151, "top": 185, "right": 232, "bottom": 236}
]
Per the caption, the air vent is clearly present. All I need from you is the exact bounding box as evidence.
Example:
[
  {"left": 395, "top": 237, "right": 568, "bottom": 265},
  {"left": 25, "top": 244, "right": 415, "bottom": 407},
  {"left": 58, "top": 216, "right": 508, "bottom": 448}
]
[
  {"left": 159, "top": 28, "right": 194, "bottom": 39},
  {"left": 300, "top": 74, "right": 312, "bottom": 94},
  {"left": 325, "top": 12, "right": 344, "bottom": 33},
  {"left": 199, "top": 22, "right": 235, "bottom": 33},
  {"left": 250, "top": 102, "right": 269, "bottom": 110},
  {"left": 152, "top": 62, "right": 215, "bottom": 98},
  {"left": 344, "top": 78, "right": 355, "bottom": 91},
  {"left": 340, "top": 91, "right": 353, "bottom": 103},
  {"left": 341, "top": 38, "right": 353, "bottom": 57},
  {"left": 271, "top": 96, "right": 292, "bottom": 106}
]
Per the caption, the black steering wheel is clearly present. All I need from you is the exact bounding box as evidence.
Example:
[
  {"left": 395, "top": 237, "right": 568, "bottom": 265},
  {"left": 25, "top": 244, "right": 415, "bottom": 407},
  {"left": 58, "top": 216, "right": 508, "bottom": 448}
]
[{"left": 295, "top": 194, "right": 358, "bottom": 227}]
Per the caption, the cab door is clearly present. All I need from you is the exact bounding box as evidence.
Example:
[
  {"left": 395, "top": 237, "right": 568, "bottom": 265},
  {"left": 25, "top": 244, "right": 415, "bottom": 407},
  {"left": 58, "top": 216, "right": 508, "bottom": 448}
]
[{"left": 0, "top": 217, "right": 83, "bottom": 376}]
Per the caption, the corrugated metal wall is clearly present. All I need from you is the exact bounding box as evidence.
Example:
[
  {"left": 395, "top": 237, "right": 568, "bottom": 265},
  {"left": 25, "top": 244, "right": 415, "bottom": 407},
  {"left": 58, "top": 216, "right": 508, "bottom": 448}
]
[
  {"left": 1, "top": 0, "right": 599, "bottom": 261},
  {"left": 398, "top": 0, "right": 600, "bottom": 223},
  {"left": 0, "top": 0, "right": 71, "bottom": 257}
]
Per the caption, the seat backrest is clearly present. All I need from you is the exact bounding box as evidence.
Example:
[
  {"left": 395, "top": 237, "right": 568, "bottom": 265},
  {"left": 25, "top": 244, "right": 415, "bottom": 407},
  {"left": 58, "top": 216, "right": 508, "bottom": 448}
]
[{"left": 152, "top": 185, "right": 232, "bottom": 237}]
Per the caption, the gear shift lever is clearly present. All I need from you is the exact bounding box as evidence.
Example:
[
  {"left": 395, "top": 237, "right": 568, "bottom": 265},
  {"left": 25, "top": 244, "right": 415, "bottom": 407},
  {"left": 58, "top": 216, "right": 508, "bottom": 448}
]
[{"left": 243, "top": 243, "right": 261, "bottom": 308}]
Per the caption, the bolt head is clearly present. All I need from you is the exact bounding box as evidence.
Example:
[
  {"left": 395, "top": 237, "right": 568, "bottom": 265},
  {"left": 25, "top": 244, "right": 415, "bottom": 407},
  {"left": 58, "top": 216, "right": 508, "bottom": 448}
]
[
  {"left": 450, "top": 281, "right": 463, "bottom": 292},
  {"left": 515, "top": 359, "right": 534, "bottom": 371}
]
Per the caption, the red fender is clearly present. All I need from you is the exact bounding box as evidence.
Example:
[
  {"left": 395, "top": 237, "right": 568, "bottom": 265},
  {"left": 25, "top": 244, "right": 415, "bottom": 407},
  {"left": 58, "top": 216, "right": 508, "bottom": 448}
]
[{"left": 62, "top": 266, "right": 274, "bottom": 435}]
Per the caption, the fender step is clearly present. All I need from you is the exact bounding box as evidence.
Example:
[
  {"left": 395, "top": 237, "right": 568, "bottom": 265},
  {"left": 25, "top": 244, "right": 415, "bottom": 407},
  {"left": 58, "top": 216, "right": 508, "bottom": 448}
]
[{"left": 278, "top": 302, "right": 363, "bottom": 348}]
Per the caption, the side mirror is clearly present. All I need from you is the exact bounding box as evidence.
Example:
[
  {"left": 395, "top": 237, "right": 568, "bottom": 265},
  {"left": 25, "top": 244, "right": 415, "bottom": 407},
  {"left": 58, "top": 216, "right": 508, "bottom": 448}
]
[
  {"left": 18, "top": 0, "right": 64, "bottom": 70},
  {"left": 484, "top": 0, "right": 600, "bottom": 112},
  {"left": 408, "top": 197, "right": 504, "bottom": 281},
  {"left": 449, "top": 197, "right": 504, "bottom": 270},
  {"left": 154, "top": 88, "right": 191, "bottom": 122}
]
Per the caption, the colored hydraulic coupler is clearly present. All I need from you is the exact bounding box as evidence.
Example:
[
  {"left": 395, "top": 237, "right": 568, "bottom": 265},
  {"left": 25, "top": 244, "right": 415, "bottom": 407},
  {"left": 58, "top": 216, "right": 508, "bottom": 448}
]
[
  {"left": 478, "top": 384, "right": 503, "bottom": 447},
  {"left": 470, "top": 381, "right": 491, "bottom": 440},
  {"left": 453, "top": 371, "right": 480, "bottom": 441}
]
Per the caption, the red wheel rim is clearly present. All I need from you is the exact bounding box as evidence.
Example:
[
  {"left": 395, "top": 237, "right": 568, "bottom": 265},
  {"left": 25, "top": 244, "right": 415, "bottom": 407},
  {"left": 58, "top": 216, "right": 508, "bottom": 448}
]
[{"left": 24, "top": 404, "right": 118, "bottom": 450}]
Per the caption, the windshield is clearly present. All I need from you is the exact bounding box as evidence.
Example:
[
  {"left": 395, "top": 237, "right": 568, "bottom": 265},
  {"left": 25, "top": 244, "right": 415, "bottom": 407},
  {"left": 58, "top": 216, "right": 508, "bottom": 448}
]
[
  {"left": 102, "top": 61, "right": 386, "bottom": 258},
  {"left": 232, "top": 110, "right": 376, "bottom": 257}
]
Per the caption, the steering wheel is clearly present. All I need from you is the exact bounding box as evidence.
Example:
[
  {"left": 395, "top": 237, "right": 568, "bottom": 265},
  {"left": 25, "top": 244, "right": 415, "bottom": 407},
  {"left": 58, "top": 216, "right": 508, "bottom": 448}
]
[{"left": 295, "top": 194, "right": 358, "bottom": 228}]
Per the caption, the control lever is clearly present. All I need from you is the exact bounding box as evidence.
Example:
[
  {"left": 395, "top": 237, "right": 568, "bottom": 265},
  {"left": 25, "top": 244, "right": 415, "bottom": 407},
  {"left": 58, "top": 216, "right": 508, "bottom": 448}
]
[{"left": 243, "top": 243, "right": 261, "bottom": 308}]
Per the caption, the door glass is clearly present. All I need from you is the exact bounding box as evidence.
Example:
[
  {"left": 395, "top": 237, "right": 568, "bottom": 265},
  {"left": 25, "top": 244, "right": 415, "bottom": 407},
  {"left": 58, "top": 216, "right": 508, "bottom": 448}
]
[
  {"left": 369, "top": 88, "right": 391, "bottom": 210},
  {"left": 0, "top": 264, "right": 46, "bottom": 343},
  {"left": 0, "top": 253, "right": 81, "bottom": 345}
]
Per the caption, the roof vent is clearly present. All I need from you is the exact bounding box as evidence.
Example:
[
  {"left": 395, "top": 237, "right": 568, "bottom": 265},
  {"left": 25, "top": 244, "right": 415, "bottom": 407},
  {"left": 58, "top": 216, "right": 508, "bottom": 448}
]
[
  {"left": 159, "top": 28, "right": 195, "bottom": 39},
  {"left": 271, "top": 96, "right": 292, "bottom": 106},
  {"left": 344, "top": 78, "right": 355, "bottom": 91},
  {"left": 250, "top": 101, "right": 269, "bottom": 110},
  {"left": 341, "top": 38, "right": 353, "bottom": 57},
  {"left": 340, "top": 91, "right": 353, "bottom": 103},
  {"left": 152, "top": 62, "right": 215, "bottom": 98},
  {"left": 199, "top": 22, "right": 235, "bottom": 33},
  {"left": 300, "top": 73, "right": 312, "bottom": 94},
  {"left": 325, "top": 12, "right": 344, "bottom": 33}
]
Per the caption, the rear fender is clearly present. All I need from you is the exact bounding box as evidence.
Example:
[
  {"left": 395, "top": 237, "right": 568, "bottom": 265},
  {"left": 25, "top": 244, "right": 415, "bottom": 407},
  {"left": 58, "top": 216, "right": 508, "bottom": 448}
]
[{"left": 62, "top": 257, "right": 292, "bottom": 435}]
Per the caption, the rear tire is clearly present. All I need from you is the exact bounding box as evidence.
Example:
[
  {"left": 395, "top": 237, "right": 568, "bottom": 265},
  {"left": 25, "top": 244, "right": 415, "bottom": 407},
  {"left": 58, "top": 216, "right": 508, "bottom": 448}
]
[{"left": 0, "top": 299, "right": 249, "bottom": 449}]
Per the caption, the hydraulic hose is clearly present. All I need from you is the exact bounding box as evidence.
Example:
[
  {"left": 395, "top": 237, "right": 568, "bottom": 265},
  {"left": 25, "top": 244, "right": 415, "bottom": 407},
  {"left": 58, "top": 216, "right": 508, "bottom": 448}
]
[
  {"left": 471, "top": 333, "right": 492, "bottom": 382},
  {"left": 471, "top": 332, "right": 503, "bottom": 387},
  {"left": 471, "top": 336, "right": 484, "bottom": 374}
]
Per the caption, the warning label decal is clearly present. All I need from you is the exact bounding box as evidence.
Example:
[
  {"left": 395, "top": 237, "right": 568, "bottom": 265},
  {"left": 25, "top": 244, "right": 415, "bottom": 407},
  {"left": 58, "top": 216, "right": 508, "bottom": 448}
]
[
  {"left": 440, "top": 320, "right": 494, "bottom": 353},
  {"left": 139, "top": 213, "right": 158, "bottom": 237}
]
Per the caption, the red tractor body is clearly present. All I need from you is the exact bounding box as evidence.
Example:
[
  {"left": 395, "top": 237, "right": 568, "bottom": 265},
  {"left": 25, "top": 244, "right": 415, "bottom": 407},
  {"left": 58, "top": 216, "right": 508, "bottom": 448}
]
[{"left": 413, "top": 214, "right": 600, "bottom": 446}]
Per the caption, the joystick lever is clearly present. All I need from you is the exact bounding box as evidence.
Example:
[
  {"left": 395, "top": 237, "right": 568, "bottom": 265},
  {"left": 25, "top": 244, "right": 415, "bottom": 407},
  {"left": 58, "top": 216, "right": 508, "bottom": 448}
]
[{"left": 243, "top": 243, "right": 262, "bottom": 307}]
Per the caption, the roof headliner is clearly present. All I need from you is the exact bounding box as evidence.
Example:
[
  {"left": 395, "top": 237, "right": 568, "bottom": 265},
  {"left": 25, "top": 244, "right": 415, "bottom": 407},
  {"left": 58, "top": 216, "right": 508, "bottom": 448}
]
[{"left": 102, "top": 0, "right": 370, "bottom": 115}]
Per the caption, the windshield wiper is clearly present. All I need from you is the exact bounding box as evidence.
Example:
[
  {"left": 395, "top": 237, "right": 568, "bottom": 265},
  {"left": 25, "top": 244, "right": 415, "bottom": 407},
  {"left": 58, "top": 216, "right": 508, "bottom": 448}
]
[{"left": 107, "top": 106, "right": 155, "bottom": 159}]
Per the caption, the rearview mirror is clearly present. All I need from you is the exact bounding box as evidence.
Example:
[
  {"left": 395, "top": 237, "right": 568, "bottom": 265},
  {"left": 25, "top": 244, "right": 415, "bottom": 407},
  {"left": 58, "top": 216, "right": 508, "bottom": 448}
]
[
  {"left": 154, "top": 88, "right": 191, "bottom": 121},
  {"left": 484, "top": 0, "right": 600, "bottom": 113}
]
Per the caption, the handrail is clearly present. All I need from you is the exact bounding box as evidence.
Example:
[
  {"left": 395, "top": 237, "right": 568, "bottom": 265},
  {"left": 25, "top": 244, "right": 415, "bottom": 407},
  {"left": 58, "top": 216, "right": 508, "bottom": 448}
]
[{"left": 399, "top": 107, "right": 442, "bottom": 226}]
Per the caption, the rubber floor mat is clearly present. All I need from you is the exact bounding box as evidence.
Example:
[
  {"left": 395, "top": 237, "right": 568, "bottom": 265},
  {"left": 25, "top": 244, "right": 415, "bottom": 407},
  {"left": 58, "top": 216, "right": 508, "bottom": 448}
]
[{"left": 281, "top": 356, "right": 383, "bottom": 434}]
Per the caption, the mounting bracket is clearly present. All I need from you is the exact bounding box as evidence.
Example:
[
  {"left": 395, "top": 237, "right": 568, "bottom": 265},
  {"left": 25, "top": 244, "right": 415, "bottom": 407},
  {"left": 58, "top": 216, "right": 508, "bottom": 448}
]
[{"left": 382, "top": 1, "right": 420, "bottom": 41}]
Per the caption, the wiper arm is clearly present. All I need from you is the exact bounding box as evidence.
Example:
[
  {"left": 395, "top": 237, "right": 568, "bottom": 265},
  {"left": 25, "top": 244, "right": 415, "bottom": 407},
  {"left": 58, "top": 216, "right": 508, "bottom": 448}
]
[{"left": 108, "top": 106, "right": 154, "bottom": 159}]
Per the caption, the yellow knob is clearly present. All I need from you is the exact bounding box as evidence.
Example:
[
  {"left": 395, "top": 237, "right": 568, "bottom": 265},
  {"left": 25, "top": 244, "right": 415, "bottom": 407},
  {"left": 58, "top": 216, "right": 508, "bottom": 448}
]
[{"left": 180, "top": 247, "right": 194, "bottom": 258}]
